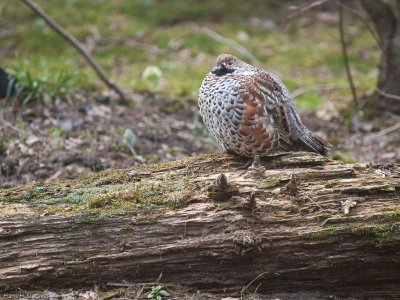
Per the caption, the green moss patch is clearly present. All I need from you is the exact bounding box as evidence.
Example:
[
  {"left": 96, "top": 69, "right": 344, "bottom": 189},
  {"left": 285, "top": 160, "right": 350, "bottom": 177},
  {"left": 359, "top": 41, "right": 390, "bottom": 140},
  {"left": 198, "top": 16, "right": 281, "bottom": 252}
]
[
  {"left": 310, "top": 225, "right": 341, "bottom": 239},
  {"left": 83, "top": 169, "right": 131, "bottom": 186},
  {"left": 0, "top": 164, "right": 199, "bottom": 215},
  {"left": 87, "top": 181, "right": 179, "bottom": 210},
  {"left": 259, "top": 176, "right": 281, "bottom": 189},
  {"left": 353, "top": 224, "right": 400, "bottom": 246}
]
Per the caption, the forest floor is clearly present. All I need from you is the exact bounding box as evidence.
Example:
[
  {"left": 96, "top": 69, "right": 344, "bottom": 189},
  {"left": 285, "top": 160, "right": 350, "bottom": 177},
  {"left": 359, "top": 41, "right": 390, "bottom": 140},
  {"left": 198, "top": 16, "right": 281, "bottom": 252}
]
[{"left": 0, "top": 92, "right": 399, "bottom": 188}]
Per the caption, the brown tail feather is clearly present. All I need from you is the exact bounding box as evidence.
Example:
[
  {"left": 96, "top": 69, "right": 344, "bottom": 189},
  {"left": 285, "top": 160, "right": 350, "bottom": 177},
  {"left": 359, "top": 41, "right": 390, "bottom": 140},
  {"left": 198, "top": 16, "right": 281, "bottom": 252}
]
[{"left": 299, "top": 131, "right": 331, "bottom": 156}]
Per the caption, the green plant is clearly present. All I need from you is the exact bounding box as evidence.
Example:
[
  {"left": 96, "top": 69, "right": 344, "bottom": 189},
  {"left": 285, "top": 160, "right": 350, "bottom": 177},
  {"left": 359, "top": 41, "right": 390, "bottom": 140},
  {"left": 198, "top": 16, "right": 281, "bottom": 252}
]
[
  {"left": 147, "top": 285, "right": 170, "bottom": 300},
  {"left": 142, "top": 65, "right": 163, "bottom": 90},
  {"left": 5, "top": 61, "right": 77, "bottom": 105},
  {"left": 48, "top": 126, "right": 66, "bottom": 137},
  {"left": 6, "top": 69, "right": 41, "bottom": 105},
  {"left": 123, "top": 128, "right": 137, "bottom": 148},
  {"left": 123, "top": 128, "right": 144, "bottom": 161},
  {"left": 240, "top": 272, "right": 267, "bottom": 300}
]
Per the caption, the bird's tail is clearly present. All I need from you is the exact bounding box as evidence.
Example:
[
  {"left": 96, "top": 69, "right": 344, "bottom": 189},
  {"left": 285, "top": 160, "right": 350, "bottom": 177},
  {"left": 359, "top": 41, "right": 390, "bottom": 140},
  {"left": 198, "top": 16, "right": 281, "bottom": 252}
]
[
  {"left": 299, "top": 130, "right": 331, "bottom": 156},
  {"left": 279, "top": 96, "right": 331, "bottom": 156}
]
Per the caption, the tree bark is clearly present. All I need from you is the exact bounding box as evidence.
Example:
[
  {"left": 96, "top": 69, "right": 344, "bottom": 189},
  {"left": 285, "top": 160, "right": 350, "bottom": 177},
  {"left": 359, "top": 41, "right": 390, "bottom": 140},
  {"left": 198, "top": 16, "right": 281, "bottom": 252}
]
[
  {"left": 0, "top": 152, "right": 399, "bottom": 296},
  {"left": 361, "top": 0, "right": 400, "bottom": 114}
]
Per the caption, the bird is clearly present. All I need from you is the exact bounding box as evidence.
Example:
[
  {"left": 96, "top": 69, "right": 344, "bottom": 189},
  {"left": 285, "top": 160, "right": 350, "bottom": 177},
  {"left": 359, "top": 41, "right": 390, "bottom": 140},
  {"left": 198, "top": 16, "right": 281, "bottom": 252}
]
[{"left": 198, "top": 54, "right": 331, "bottom": 158}]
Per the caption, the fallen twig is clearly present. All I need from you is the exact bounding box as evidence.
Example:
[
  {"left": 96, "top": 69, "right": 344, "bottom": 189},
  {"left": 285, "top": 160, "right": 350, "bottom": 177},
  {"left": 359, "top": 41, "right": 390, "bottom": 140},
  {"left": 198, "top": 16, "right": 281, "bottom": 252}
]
[
  {"left": 134, "top": 285, "right": 145, "bottom": 300},
  {"left": 376, "top": 88, "right": 400, "bottom": 102},
  {"left": 20, "top": 0, "right": 128, "bottom": 103},
  {"left": 287, "top": 0, "right": 331, "bottom": 19},
  {"left": 106, "top": 282, "right": 137, "bottom": 287},
  {"left": 367, "top": 122, "right": 400, "bottom": 140}
]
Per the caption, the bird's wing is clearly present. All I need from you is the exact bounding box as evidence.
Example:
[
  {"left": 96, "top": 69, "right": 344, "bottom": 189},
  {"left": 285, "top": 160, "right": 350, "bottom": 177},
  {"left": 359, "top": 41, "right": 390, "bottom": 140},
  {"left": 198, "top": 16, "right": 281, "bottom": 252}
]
[
  {"left": 230, "top": 72, "right": 294, "bottom": 152},
  {"left": 252, "top": 70, "right": 331, "bottom": 155},
  {"left": 246, "top": 71, "right": 296, "bottom": 151}
]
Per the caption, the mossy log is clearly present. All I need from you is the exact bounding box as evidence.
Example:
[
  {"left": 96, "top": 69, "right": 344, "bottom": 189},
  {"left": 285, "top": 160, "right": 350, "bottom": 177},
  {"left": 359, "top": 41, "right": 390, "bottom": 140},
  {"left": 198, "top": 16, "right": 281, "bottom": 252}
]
[{"left": 0, "top": 152, "right": 400, "bottom": 296}]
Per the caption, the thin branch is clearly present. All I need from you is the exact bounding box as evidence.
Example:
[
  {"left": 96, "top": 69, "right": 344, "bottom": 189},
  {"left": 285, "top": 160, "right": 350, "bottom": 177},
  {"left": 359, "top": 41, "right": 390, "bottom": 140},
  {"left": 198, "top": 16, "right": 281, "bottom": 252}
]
[
  {"left": 365, "top": 122, "right": 400, "bottom": 143},
  {"left": 286, "top": 0, "right": 395, "bottom": 111},
  {"left": 287, "top": 0, "right": 331, "bottom": 19},
  {"left": 336, "top": 1, "right": 385, "bottom": 54},
  {"left": 134, "top": 285, "right": 145, "bottom": 300},
  {"left": 372, "top": 122, "right": 400, "bottom": 138},
  {"left": 191, "top": 25, "right": 261, "bottom": 66},
  {"left": 376, "top": 88, "right": 400, "bottom": 101},
  {"left": 20, "top": 0, "right": 128, "bottom": 102},
  {"left": 338, "top": 2, "right": 358, "bottom": 109}
]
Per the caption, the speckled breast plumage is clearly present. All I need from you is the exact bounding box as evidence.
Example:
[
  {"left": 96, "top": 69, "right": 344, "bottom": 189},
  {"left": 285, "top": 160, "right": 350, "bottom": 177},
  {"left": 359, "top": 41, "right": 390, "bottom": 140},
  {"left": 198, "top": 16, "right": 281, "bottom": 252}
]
[{"left": 199, "top": 72, "right": 281, "bottom": 157}]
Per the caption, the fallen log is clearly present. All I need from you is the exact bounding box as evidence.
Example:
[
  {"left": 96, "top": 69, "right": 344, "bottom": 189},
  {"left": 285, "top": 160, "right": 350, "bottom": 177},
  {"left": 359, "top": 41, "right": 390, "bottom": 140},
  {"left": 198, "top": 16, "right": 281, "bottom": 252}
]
[{"left": 0, "top": 152, "right": 399, "bottom": 297}]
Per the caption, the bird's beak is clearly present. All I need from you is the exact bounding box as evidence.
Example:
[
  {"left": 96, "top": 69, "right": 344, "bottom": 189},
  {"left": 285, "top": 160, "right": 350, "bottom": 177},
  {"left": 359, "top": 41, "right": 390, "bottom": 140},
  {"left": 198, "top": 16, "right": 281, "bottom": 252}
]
[{"left": 211, "top": 64, "right": 228, "bottom": 76}]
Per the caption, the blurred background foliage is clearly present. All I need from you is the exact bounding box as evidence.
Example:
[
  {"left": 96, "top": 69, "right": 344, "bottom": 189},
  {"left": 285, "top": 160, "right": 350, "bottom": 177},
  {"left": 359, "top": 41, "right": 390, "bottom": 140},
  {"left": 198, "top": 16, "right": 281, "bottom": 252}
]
[{"left": 0, "top": 0, "right": 378, "bottom": 110}]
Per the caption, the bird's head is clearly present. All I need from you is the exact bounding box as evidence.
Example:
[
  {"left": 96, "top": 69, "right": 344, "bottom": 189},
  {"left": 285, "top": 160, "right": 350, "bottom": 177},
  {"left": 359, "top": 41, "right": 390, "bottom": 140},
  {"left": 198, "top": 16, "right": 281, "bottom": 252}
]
[{"left": 211, "top": 54, "right": 247, "bottom": 76}]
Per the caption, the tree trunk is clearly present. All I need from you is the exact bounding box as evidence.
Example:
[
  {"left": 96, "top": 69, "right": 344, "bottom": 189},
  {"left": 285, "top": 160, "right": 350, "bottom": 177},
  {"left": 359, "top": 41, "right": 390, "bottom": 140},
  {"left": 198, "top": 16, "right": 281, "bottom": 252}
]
[
  {"left": 361, "top": 0, "right": 400, "bottom": 114},
  {"left": 0, "top": 152, "right": 399, "bottom": 297}
]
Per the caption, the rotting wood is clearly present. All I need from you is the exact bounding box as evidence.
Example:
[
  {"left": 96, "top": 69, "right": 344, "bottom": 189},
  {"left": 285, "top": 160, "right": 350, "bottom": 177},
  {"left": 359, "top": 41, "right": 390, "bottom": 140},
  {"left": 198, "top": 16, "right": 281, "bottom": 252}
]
[{"left": 0, "top": 152, "right": 399, "bottom": 297}]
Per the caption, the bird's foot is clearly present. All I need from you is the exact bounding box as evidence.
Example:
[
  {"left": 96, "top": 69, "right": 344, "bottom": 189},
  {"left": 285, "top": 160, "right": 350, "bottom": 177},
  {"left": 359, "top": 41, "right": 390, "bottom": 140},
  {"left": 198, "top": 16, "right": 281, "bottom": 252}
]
[
  {"left": 248, "top": 155, "right": 266, "bottom": 172},
  {"left": 242, "top": 155, "right": 266, "bottom": 178},
  {"left": 237, "top": 158, "right": 254, "bottom": 170}
]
